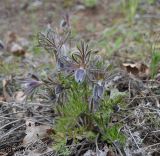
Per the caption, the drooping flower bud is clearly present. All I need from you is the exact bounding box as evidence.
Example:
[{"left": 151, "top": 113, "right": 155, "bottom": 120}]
[
  {"left": 93, "top": 83, "right": 104, "bottom": 101},
  {"left": 21, "top": 78, "right": 43, "bottom": 95},
  {"left": 74, "top": 68, "right": 86, "bottom": 83}
]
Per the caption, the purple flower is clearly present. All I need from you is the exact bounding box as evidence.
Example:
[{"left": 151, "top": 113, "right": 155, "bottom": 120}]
[
  {"left": 21, "top": 78, "right": 43, "bottom": 95},
  {"left": 93, "top": 83, "right": 104, "bottom": 101},
  {"left": 75, "top": 68, "right": 86, "bottom": 83}
]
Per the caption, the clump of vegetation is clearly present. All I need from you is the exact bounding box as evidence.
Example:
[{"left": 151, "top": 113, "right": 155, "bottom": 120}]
[
  {"left": 121, "top": 0, "right": 140, "bottom": 23},
  {"left": 147, "top": 0, "right": 156, "bottom": 4},
  {"left": 0, "top": 61, "right": 19, "bottom": 76},
  {"left": 21, "top": 16, "right": 126, "bottom": 155},
  {"left": 150, "top": 34, "right": 160, "bottom": 78},
  {"left": 150, "top": 48, "right": 160, "bottom": 78},
  {"left": 83, "top": 0, "right": 98, "bottom": 8}
]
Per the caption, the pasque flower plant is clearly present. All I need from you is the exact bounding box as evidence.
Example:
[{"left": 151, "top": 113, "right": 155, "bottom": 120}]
[{"left": 20, "top": 16, "right": 126, "bottom": 155}]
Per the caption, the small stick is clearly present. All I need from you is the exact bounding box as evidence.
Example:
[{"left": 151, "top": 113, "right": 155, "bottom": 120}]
[
  {"left": 0, "top": 123, "right": 25, "bottom": 140},
  {"left": 143, "top": 142, "right": 160, "bottom": 149},
  {"left": 126, "top": 126, "right": 140, "bottom": 149},
  {"left": 0, "top": 119, "right": 22, "bottom": 131}
]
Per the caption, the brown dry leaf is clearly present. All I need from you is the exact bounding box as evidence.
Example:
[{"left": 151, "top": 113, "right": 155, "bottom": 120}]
[
  {"left": 2, "top": 78, "right": 13, "bottom": 102},
  {"left": 10, "top": 42, "right": 26, "bottom": 56},
  {"left": 23, "top": 120, "right": 51, "bottom": 145},
  {"left": 123, "top": 62, "right": 149, "bottom": 77},
  {"left": 5, "top": 32, "right": 28, "bottom": 56}
]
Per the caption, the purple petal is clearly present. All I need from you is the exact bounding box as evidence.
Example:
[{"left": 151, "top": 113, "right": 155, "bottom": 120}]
[
  {"left": 75, "top": 68, "right": 86, "bottom": 83},
  {"left": 93, "top": 84, "right": 104, "bottom": 100},
  {"left": 21, "top": 79, "right": 42, "bottom": 95}
]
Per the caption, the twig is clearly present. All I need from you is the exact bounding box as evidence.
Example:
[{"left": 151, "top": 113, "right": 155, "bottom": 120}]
[
  {"left": 126, "top": 94, "right": 160, "bottom": 100},
  {"left": 112, "top": 142, "right": 124, "bottom": 156},
  {"left": 125, "top": 126, "right": 140, "bottom": 149},
  {"left": 143, "top": 143, "right": 160, "bottom": 149},
  {"left": 0, "top": 119, "right": 22, "bottom": 131},
  {"left": 0, "top": 123, "right": 25, "bottom": 140},
  {"left": 152, "top": 130, "right": 160, "bottom": 133},
  {"left": 0, "top": 111, "right": 25, "bottom": 117}
]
